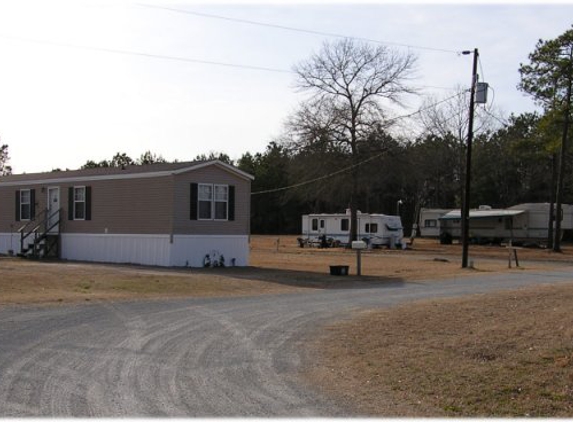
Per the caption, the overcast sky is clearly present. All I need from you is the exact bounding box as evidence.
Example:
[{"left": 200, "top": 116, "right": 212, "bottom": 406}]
[{"left": 0, "top": 1, "right": 572, "bottom": 174}]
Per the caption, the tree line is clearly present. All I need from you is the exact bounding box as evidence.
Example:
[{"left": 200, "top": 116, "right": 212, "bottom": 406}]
[{"left": 237, "top": 110, "right": 568, "bottom": 237}]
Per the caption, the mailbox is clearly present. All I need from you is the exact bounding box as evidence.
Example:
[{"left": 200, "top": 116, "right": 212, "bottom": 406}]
[{"left": 351, "top": 240, "right": 367, "bottom": 250}]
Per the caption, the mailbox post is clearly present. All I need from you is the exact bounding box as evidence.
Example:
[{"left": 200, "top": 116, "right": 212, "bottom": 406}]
[{"left": 352, "top": 240, "right": 367, "bottom": 276}]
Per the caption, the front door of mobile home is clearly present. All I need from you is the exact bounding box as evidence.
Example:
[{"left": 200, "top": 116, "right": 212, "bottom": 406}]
[{"left": 47, "top": 187, "right": 60, "bottom": 233}]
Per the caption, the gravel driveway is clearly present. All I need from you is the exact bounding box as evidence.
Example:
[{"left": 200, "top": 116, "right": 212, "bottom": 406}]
[{"left": 1, "top": 268, "right": 572, "bottom": 417}]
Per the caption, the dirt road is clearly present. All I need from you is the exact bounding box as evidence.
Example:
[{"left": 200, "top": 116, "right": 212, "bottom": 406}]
[{"left": 1, "top": 267, "right": 572, "bottom": 416}]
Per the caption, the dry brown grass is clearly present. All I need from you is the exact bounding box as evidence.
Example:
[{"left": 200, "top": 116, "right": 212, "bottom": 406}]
[
  {"left": 0, "top": 258, "right": 307, "bottom": 306},
  {"left": 304, "top": 284, "right": 573, "bottom": 417},
  {"left": 4, "top": 235, "right": 562, "bottom": 306},
  {"left": 251, "top": 235, "right": 571, "bottom": 280}
]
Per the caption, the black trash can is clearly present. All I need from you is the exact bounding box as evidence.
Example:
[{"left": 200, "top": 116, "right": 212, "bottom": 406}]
[{"left": 329, "top": 265, "right": 349, "bottom": 276}]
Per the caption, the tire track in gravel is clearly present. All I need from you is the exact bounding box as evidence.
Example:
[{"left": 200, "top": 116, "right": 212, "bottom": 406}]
[
  {"left": 0, "top": 295, "right": 350, "bottom": 417},
  {"left": 0, "top": 306, "right": 110, "bottom": 416}
]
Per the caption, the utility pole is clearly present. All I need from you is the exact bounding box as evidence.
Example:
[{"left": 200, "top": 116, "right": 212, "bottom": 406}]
[
  {"left": 553, "top": 49, "right": 573, "bottom": 252},
  {"left": 461, "top": 48, "right": 479, "bottom": 268}
]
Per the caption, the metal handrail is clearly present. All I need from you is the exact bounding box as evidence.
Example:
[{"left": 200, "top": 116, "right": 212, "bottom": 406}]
[
  {"left": 17, "top": 208, "right": 47, "bottom": 234},
  {"left": 19, "top": 208, "right": 61, "bottom": 255},
  {"left": 19, "top": 209, "right": 46, "bottom": 253},
  {"left": 44, "top": 208, "right": 61, "bottom": 234}
]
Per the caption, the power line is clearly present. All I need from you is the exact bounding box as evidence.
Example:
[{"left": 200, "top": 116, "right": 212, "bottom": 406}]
[
  {"left": 137, "top": 3, "right": 461, "bottom": 55},
  {"left": 386, "top": 90, "right": 467, "bottom": 125},
  {"left": 483, "top": 107, "right": 508, "bottom": 127},
  {"left": 0, "top": 33, "right": 293, "bottom": 74},
  {"left": 251, "top": 150, "right": 387, "bottom": 195},
  {"left": 478, "top": 55, "right": 485, "bottom": 83},
  {"left": 0, "top": 33, "right": 459, "bottom": 91},
  {"left": 476, "top": 54, "right": 505, "bottom": 127}
]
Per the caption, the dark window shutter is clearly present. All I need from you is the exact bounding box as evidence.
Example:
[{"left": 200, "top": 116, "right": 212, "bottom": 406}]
[
  {"left": 30, "top": 189, "right": 36, "bottom": 220},
  {"left": 85, "top": 186, "right": 92, "bottom": 220},
  {"left": 68, "top": 187, "right": 74, "bottom": 220},
  {"left": 228, "top": 185, "right": 235, "bottom": 221},
  {"left": 15, "top": 190, "right": 20, "bottom": 221},
  {"left": 190, "top": 183, "right": 198, "bottom": 220}
]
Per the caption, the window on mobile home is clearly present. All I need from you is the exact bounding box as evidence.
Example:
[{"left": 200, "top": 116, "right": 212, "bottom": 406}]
[
  {"left": 198, "top": 184, "right": 213, "bottom": 219},
  {"left": 214, "top": 184, "right": 229, "bottom": 220},
  {"left": 73, "top": 187, "right": 86, "bottom": 220},
  {"left": 341, "top": 218, "right": 349, "bottom": 231},
  {"left": 424, "top": 219, "right": 437, "bottom": 227},
  {"left": 365, "top": 223, "right": 378, "bottom": 233},
  {"left": 20, "top": 189, "right": 31, "bottom": 221},
  {"left": 311, "top": 218, "right": 318, "bottom": 231},
  {"left": 191, "top": 183, "right": 233, "bottom": 221}
]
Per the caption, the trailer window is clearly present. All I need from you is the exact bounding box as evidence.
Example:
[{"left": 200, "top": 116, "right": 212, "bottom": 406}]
[
  {"left": 424, "top": 219, "right": 437, "bottom": 228},
  {"left": 320, "top": 220, "right": 325, "bottom": 229},
  {"left": 73, "top": 186, "right": 86, "bottom": 220},
  {"left": 365, "top": 223, "right": 378, "bottom": 233},
  {"left": 214, "top": 185, "right": 229, "bottom": 220},
  {"left": 340, "top": 218, "right": 349, "bottom": 231},
  {"left": 198, "top": 184, "right": 213, "bottom": 220},
  {"left": 311, "top": 218, "right": 318, "bottom": 231},
  {"left": 20, "top": 189, "right": 31, "bottom": 221}
]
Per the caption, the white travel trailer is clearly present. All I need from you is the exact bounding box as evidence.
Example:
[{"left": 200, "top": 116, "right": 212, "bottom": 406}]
[
  {"left": 301, "top": 210, "right": 404, "bottom": 248},
  {"left": 435, "top": 203, "right": 573, "bottom": 244}
]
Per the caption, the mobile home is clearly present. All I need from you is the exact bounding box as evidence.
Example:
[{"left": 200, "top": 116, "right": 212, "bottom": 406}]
[
  {"left": 436, "top": 203, "right": 573, "bottom": 244},
  {"left": 301, "top": 210, "right": 404, "bottom": 248},
  {"left": 0, "top": 160, "right": 253, "bottom": 267},
  {"left": 419, "top": 208, "right": 453, "bottom": 237}
]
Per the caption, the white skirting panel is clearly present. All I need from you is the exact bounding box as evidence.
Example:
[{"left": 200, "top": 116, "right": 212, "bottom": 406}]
[
  {"left": 61, "top": 234, "right": 172, "bottom": 266},
  {"left": 0, "top": 233, "right": 21, "bottom": 255},
  {"left": 170, "top": 235, "right": 249, "bottom": 267},
  {"left": 59, "top": 233, "right": 249, "bottom": 267}
]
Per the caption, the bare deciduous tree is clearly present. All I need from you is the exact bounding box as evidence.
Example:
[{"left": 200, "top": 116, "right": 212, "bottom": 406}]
[
  {"left": 416, "top": 86, "right": 502, "bottom": 211},
  {"left": 418, "top": 86, "right": 500, "bottom": 141},
  {"left": 288, "top": 38, "right": 417, "bottom": 242}
]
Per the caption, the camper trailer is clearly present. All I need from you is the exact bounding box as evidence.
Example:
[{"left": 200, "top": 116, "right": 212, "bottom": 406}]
[
  {"left": 435, "top": 203, "right": 573, "bottom": 244},
  {"left": 301, "top": 210, "right": 404, "bottom": 248}
]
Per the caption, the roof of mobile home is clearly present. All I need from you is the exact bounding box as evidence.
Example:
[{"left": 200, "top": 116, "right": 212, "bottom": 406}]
[
  {"left": 439, "top": 209, "right": 525, "bottom": 220},
  {"left": 0, "top": 160, "right": 254, "bottom": 186}
]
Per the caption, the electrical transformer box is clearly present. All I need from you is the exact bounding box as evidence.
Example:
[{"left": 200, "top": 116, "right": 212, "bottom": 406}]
[{"left": 476, "top": 82, "right": 488, "bottom": 104}]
